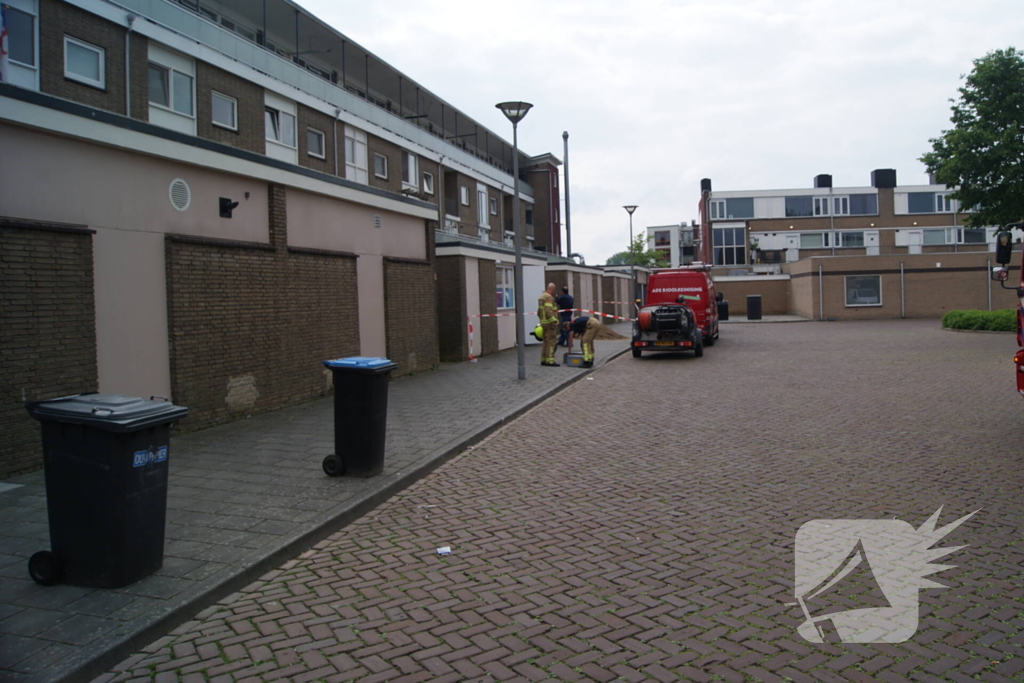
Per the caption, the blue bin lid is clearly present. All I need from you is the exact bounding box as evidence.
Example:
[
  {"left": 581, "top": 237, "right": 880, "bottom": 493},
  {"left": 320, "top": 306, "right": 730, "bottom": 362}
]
[
  {"left": 323, "top": 356, "right": 395, "bottom": 369},
  {"left": 26, "top": 393, "right": 189, "bottom": 433}
]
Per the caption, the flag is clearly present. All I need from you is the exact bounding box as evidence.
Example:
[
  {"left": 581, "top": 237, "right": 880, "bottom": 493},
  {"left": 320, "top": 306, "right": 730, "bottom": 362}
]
[{"left": 0, "top": 4, "right": 9, "bottom": 84}]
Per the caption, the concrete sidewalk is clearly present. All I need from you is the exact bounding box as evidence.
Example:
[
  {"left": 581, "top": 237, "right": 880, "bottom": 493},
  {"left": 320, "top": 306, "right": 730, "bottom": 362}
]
[{"left": 0, "top": 332, "right": 631, "bottom": 683}]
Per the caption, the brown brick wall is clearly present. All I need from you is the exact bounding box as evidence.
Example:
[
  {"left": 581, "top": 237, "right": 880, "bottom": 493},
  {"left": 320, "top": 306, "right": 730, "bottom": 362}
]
[
  {"left": 40, "top": 0, "right": 132, "bottom": 115},
  {"left": 368, "top": 135, "right": 403, "bottom": 194},
  {"left": 165, "top": 184, "right": 360, "bottom": 431},
  {"left": 478, "top": 259, "right": 498, "bottom": 355},
  {"left": 384, "top": 258, "right": 439, "bottom": 375},
  {"left": 196, "top": 61, "right": 265, "bottom": 154},
  {"left": 436, "top": 256, "right": 467, "bottom": 362},
  {"left": 298, "top": 104, "right": 336, "bottom": 175},
  {"left": 1, "top": 220, "right": 98, "bottom": 478}
]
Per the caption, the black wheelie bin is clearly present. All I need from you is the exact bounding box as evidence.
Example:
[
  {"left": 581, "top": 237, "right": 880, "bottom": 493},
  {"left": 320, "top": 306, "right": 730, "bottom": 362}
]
[
  {"left": 25, "top": 393, "right": 188, "bottom": 588},
  {"left": 321, "top": 357, "right": 397, "bottom": 478}
]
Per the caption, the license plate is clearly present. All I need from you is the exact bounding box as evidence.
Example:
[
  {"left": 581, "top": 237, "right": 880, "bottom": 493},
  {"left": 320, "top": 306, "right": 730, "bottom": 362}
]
[{"left": 655, "top": 341, "right": 675, "bottom": 346}]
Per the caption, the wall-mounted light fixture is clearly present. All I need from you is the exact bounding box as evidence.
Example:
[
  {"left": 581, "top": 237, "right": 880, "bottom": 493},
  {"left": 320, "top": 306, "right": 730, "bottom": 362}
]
[{"left": 220, "top": 197, "right": 239, "bottom": 218}]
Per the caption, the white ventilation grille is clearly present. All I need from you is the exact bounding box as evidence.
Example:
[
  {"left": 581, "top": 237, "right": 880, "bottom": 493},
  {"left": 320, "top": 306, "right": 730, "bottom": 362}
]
[
  {"left": 373, "top": 214, "right": 382, "bottom": 229},
  {"left": 169, "top": 178, "right": 191, "bottom": 212}
]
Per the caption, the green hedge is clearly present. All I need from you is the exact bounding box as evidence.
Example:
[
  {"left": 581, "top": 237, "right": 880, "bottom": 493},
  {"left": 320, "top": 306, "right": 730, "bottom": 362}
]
[{"left": 941, "top": 309, "right": 1016, "bottom": 331}]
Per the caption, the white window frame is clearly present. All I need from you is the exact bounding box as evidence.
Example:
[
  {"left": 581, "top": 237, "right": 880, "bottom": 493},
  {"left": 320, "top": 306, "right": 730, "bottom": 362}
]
[
  {"left": 799, "top": 232, "right": 831, "bottom": 249},
  {"left": 401, "top": 150, "right": 418, "bottom": 189},
  {"left": 477, "top": 187, "right": 489, "bottom": 227},
  {"left": 64, "top": 36, "right": 104, "bottom": 89},
  {"left": 837, "top": 231, "right": 865, "bottom": 248},
  {"left": 832, "top": 196, "right": 850, "bottom": 216},
  {"left": 265, "top": 106, "right": 297, "bottom": 147},
  {"left": 845, "top": 275, "right": 882, "bottom": 307},
  {"left": 709, "top": 199, "right": 725, "bottom": 220},
  {"left": 7, "top": 4, "right": 37, "bottom": 68},
  {"left": 345, "top": 126, "right": 368, "bottom": 183},
  {"left": 496, "top": 265, "right": 515, "bottom": 310},
  {"left": 422, "top": 171, "right": 434, "bottom": 195},
  {"left": 211, "top": 91, "right": 237, "bottom": 130},
  {"left": 490, "top": 197, "right": 498, "bottom": 216},
  {"left": 460, "top": 186, "right": 470, "bottom": 206},
  {"left": 307, "top": 127, "right": 326, "bottom": 159},
  {"left": 813, "top": 197, "right": 830, "bottom": 216},
  {"left": 936, "top": 193, "right": 954, "bottom": 212},
  {"left": 148, "top": 61, "right": 194, "bottom": 117},
  {"left": 373, "top": 153, "right": 388, "bottom": 179}
]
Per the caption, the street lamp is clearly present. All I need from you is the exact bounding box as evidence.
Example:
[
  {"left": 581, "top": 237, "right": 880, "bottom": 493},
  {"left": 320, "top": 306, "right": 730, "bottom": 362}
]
[
  {"left": 623, "top": 205, "right": 638, "bottom": 307},
  {"left": 496, "top": 101, "right": 533, "bottom": 381}
]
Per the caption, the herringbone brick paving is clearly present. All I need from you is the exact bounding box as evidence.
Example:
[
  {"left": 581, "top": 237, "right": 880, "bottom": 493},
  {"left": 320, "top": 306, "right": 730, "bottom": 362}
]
[{"left": 97, "top": 321, "right": 1022, "bottom": 682}]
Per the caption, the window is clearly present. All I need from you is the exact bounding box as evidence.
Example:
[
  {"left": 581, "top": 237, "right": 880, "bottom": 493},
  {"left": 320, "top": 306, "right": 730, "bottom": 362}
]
[
  {"left": 490, "top": 197, "right": 498, "bottom": 216},
  {"left": 709, "top": 199, "right": 725, "bottom": 220},
  {"left": 936, "top": 193, "right": 953, "bottom": 212},
  {"left": 211, "top": 92, "right": 236, "bottom": 130},
  {"left": 422, "top": 172, "right": 434, "bottom": 195},
  {"left": 265, "top": 107, "right": 296, "bottom": 147},
  {"left": 713, "top": 226, "right": 745, "bottom": 265},
  {"left": 401, "top": 151, "right": 418, "bottom": 187},
  {"left": 525, "top": 209, "right": 533, "bottom": 225},
  {"left": 7, "top": 6, "right": 36, "bottom": 67},
  {"left": 800, "top": 232, "right": 829, "bottom": 249},
  {"left": 477, "top": 189, "right": 488, "bottom": 226},
  {"left": 654, "top": 231, "right": 671, "bottom": 247},
  {"left": 496, "top": 266, "right": 515, "bottom": 309},
  {"left": 814, "top": 197, "right": 830, "bottom": 216},
  {"left": 307, "top": 128, "right": 325, "bottom": 159},
  {"left": 344, "top": 125, "right": 366, "bottom": 182},
  {"left": 460, "top": 186, "right": 470, "bottom": 205},
  {"left": 907, "top": 192, "right": 935, "bottom": 214},
  {"left": 846, "top": 275, "right": 881, "bottom": 307},
  {"left": 923, "top": 229, "right": 948, "bottom": 246},
  {"left": 148, "top": 62, "right": 193, "bottom": 115},
  {"left": 833, "top": 196, "right": 850, "bottom": 215},
  {"left": 64, "top": 37, "right": 104, "bottom": 88},
  {"left": 839, "top": 231, "right": 864, "bottom": 248},
  {"left": 848, "top": 194, "right": 877, "bottom": 215},
  {"left": 960, "top": 228, "right": 986, "bottom": 244},
  {"left": 785, "top": 196, "right": 814, "bottom": 217},
  {"left": 373, "top": 153, "right": 388, "bottom": 179}
]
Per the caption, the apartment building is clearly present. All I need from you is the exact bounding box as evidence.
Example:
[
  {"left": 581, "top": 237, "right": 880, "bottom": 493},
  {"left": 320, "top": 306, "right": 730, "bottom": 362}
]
[
  {"left": 693, "top": 170, "right": 1009, "bottom": 319},
  {"left": 0, "top": 0, "right": 562, "bottom": 476},
  {"left": 647, "top": 222, "right": 699, "bottom": 268}
]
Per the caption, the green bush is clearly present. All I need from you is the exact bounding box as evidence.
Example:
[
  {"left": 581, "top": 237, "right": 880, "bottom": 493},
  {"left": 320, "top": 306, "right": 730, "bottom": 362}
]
[{"left": 941, "top": 309, "right": 1016, "bottom": 331}]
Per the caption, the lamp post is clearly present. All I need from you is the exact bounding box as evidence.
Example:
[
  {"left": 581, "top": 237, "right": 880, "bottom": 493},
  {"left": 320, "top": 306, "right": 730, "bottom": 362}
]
[
  {"left": 496, "top": 101, "right": 533, "bottom": 381},
  {"left": 623, "top": 205, "right": 638, "bottom": 306}
]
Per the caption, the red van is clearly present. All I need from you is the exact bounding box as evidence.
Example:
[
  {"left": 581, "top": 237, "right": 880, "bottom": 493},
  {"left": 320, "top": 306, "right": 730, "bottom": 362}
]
[{"left": 631, "top": 265, "right": 720, "bottom": 357}]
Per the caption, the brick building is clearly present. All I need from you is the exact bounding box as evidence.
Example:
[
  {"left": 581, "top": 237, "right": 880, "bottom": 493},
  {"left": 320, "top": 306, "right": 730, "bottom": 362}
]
[{"left": 0, "top": 0, "right": 564, "bottom": 476}]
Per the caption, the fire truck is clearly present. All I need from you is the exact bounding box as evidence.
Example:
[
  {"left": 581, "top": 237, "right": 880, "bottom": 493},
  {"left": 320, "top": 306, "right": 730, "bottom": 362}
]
[{"left": 991, "top": 223, "right": 1024, "bottom": 395}]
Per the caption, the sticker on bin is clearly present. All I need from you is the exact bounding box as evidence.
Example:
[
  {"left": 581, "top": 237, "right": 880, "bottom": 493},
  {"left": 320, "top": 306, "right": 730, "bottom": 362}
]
[
  {"left": 133, "top": 445, "right": 168, "bottom": 467},
  {"left": 323, "top": 356, "right": 394, "bottom": 369}
]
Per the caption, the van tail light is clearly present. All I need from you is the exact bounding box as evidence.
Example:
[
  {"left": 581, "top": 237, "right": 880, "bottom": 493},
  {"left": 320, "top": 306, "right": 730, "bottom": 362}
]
[{"left": 1015, "top": 350, "right": 1024, "bottom": 365}]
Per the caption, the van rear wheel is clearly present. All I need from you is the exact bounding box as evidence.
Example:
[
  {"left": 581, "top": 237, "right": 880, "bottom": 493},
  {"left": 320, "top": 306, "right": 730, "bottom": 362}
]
[
  {"left": 704, "top": 332, "right": 715, "bottom": 347},
  {"left": 693, "top": 333, "right": 704, "bottom": 358}
]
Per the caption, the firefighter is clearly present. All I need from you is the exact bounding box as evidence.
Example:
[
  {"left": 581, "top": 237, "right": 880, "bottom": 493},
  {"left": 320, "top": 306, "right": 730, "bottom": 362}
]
[
  {"left": 538, "top": 282, "right": 561, "bottom": 366},
  {"left": 564, "top": 315, "right": 600, "bottom": 367}
]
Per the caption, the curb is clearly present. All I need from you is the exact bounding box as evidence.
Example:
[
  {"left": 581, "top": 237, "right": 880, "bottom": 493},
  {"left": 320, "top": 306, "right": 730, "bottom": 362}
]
[
  {"left": 941, "top": 326, "right": 1015, "bottom": 334},
  {"left": 51, "top": 344, "right": 631, "bottom": 683}
]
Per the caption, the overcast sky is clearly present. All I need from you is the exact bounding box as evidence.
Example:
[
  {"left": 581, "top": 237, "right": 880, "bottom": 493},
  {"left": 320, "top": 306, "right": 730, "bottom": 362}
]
[{"left": 302, "top": 0, "right": 1024, "bottom": 265}]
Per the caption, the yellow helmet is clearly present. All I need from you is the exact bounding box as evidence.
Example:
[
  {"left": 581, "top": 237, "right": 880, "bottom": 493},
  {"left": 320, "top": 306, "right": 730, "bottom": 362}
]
[{"left": 533, "top": 324, "right": 544, "bottom": 340}]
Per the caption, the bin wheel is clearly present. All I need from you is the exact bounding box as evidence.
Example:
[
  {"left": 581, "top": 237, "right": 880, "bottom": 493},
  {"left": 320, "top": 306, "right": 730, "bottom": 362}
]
[
  {"left": 322, "top": 454, "right": 345, "bottom": 477},
  {"left": 29, "top": 551, "right": 62, "bottom": 586},
  {"left": 632, "top": 347, "right": 642, "bottom": 358}
]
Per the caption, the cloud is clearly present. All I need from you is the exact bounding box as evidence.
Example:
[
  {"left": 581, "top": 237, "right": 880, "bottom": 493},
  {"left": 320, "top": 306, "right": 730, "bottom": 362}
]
[{"left": 302, "top": 0, "right": 1024, "bottom": 264}]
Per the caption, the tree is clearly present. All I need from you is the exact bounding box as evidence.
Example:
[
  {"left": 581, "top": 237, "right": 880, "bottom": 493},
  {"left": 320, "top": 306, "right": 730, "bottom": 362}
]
[
  {"left": 921, "top": 47, "right": 1024, "bottom": 227},
  {"left": 605, "top": 232, "right": 669, "bottom": 268}
]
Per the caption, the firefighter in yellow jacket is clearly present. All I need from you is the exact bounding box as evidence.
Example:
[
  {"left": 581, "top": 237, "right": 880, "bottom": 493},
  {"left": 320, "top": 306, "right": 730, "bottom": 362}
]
[
  {"left": 537, "top": 282, "right": 561, "bottom": 366},
  {"left": 564, "top": 315, "right": 600, "bottom": 367}
]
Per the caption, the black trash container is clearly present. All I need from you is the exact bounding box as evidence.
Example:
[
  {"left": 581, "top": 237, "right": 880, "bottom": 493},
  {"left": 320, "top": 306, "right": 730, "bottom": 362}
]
[
  {"left": 25, "top": 394, "right": 188, "bottom": 588},
  {"left": 717, "top": 300, "right": 730, "bottom": 321},
  {"left": 322, "top": 357, "right": 397, "bottom": 478},
  {"left": 746, "top": 295, "right": 763, "bottom": 321}
]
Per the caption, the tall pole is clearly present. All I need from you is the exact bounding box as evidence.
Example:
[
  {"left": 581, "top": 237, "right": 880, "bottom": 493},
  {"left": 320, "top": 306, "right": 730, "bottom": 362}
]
[
  {"left": 563, "top": 131, "right": 571, "bottom": 259},
  {"left": 624, "top": 205, "right": 638, "bottom": 305},
  {"left": 512, "top": 122, "right": 526, "bottom": 380}
]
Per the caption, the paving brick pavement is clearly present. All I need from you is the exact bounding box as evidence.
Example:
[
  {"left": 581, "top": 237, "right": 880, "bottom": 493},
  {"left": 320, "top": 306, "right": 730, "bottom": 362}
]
[
  {"left": 75, "top": 319, "right": 1024, "bottom": 682},
  {"left": 0, "top": 330, "right": 631, "bottom": 683}
]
